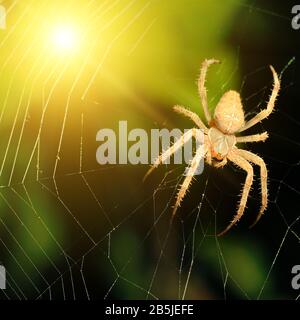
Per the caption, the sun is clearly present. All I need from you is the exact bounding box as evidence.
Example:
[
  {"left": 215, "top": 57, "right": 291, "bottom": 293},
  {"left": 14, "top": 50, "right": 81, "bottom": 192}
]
[{"left": 51, "top": 24, "right": 79, "bottom": 53}]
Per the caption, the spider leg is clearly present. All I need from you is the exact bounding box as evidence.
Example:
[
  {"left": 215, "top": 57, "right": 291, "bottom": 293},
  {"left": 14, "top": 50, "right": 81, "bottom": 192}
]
[
  {"left": 213, "top": 158, "right": 227, "bottom": 168},
  {"left": 206, "top": 147, "right": 212, "bottom": 166},
  {"left": 236, "top": 132, "right": 268, "bottom": 143},
  {"left": 172, "top": 144, "right": 206, "bottom": 216},
  {"left": 173, "top": 105, "right": 208, "bottom": 133},
  {"left": 238, "top": 66, "right": 280, "bottom": 133},
  {"left": 143, "top": 128, "right": 199, "bottom": 181},
  {"left": 235, "top": 149, "right": 268, "bottom": 228},
  {"left": 198, "top": 58, "right": 220, "bottom": 124},
  {"left": 218, "top": 151, "right": 253, "bottom": 236}
]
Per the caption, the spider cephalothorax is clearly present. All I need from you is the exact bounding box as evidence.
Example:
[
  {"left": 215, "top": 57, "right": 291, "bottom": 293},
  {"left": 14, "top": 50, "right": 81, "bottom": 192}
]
[{"left": 145, "top": 59, "right": 280, "bottom": 235}]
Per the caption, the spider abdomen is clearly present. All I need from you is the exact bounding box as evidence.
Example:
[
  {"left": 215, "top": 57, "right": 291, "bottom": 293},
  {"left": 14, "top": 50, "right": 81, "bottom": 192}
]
[{"left": 214, "top": 90, "right": 245, "bottom": 134}]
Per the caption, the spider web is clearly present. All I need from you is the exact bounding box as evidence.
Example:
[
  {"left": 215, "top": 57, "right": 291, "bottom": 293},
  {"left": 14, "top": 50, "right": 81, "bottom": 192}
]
[{"left": 0, "top": 0, "right": 299, "bottom": 300}]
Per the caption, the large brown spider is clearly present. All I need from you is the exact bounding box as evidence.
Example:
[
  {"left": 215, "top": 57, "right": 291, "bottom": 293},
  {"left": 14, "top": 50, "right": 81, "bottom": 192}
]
[{"left": 145, "top": 59, "right": 280, "bottom": 235}]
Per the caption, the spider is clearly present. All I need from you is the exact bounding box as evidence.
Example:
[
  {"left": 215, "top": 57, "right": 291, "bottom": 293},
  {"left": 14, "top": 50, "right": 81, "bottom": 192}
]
[{"left": 145, "top": 59, "right": 280, "bottom": 236}]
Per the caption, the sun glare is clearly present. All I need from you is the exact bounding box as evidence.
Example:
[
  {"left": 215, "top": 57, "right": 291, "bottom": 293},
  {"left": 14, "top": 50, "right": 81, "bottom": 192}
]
[{"left": 51, "top": 25, "right": 79, "bottom": 52}]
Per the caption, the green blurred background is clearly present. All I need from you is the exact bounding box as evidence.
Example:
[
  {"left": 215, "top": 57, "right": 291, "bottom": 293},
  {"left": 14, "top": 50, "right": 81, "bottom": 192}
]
[{"left": 0, "top": 0, "right": 299, "bottom": 300}]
